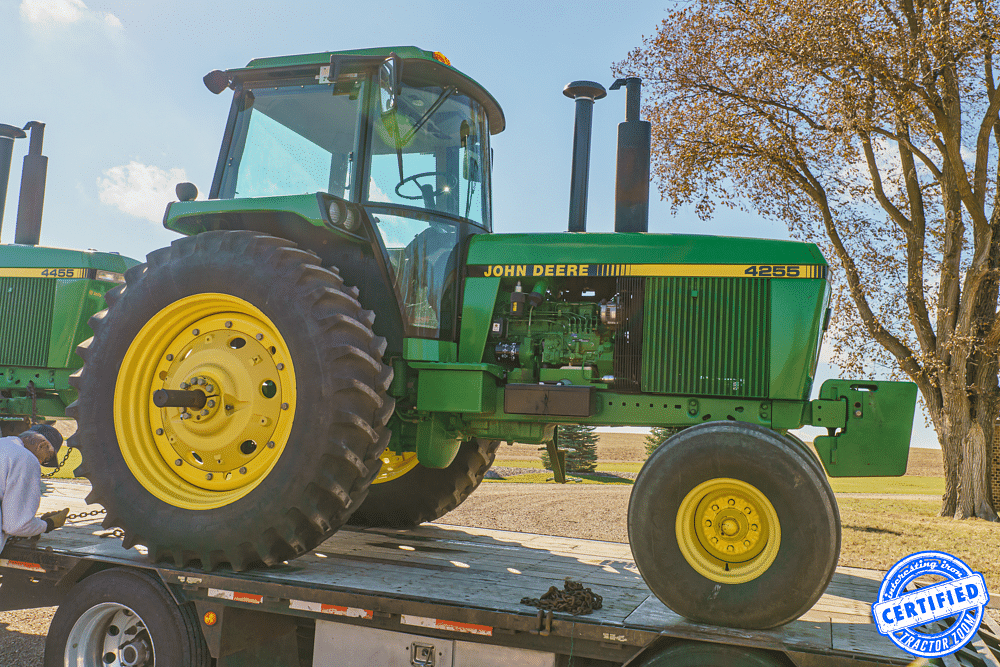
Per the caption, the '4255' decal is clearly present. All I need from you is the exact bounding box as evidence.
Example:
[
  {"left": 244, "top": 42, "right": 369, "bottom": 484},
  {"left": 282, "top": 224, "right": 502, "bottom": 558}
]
[{"left": 745, "top": 265, "right": 800, "bottom": 277}]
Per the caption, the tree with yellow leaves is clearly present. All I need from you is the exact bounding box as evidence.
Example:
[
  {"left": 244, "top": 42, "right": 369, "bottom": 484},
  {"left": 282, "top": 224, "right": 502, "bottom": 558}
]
[{"left": 618, "top": 0, "right": 999, "bottom": 519}]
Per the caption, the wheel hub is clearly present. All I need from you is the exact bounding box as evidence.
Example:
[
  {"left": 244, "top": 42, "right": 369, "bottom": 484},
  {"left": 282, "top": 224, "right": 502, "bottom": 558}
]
[
  {"left": 676, "top": 477, "right": 781, "bottom": 584},
  {"left": 115, "top": 293, "right": 296, "bottom": 510},
  {"left": 65, "top": 603, "right": 155, "bottom": 667}
]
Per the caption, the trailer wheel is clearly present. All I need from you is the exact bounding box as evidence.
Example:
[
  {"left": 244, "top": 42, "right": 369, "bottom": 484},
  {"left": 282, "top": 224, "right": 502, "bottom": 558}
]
[
  {"left": 628, "top": 421, "right": 840, "bottom": 629},
  {"left": 44, "top": 567, "right": 210, "bottom": 667},
  {"left": 68, "top": 231, "right": 393, "bottom": 569},
  {"left": 349, "top": 437, "right": 500, "bottom": 527},
  {"left": 635, "top": 641, "right": 788, "bottom": 666}
]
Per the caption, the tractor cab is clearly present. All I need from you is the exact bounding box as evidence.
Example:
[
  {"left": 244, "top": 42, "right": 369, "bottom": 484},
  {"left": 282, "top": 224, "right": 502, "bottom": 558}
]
[{"left": 196, "top": 47, "right": 504, "bottom": 342}]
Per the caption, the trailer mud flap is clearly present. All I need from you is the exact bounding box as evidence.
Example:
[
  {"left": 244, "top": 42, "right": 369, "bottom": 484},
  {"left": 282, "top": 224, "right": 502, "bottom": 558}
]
[{"left": 812, "top": 379, "right": 917, "bottom": 477}]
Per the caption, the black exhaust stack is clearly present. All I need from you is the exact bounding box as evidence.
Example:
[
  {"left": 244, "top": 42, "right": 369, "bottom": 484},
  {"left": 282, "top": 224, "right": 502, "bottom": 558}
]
[
  {"left": 564, "top": 81, "right": 606, "bottom": 233},
  {"left": 610, "top": 78, "right": 650, "bottom": 233},
  {"left": 0, "top": 124, "right": 27, "bottom": 239},
  {"left": 15, "top": 122, "right": 47, "bottom": 246}
]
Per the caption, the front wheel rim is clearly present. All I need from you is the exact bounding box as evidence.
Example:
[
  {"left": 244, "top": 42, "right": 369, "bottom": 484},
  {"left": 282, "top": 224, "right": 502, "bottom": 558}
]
[
  {"left": 675, "top": 477, "right": 780, "bottom": 584},
  {"left": 65, "top": 602, "right": 155, "bottom": 666},
  {"left": 115, "top": 293, "right": 296, "bottom": 510}
]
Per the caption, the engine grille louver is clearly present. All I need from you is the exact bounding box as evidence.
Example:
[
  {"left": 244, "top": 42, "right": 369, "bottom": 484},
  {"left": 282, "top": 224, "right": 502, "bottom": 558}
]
[
  {"left": 0, "top": 277, "right": 54, "bottom": 367},
  {"left": 641, "top": 277, "right": 770, "bottom": 398}
]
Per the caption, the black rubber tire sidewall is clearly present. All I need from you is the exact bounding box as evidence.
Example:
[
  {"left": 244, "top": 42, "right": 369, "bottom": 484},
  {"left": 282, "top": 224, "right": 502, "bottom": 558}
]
[
  {"left": 349, "top": 438, "right": 501, "bottom": 528},
  {"left": 628, "top": 421, "right": 840, "bottom": 629},
  {"left": 71, "top": 232, "right": 392, "bottom": 568},
  {"left": 43, "top": 567, "right": 210, "bottom": 667},
  {"left": 635, "top": 641, "right": 789, "bottom": 667}
]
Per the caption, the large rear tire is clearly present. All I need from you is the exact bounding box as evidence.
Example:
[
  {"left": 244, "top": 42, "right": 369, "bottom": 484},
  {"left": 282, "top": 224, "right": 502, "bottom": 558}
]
[
  {"left": 349, "top": 437, "right": 500, "bottom": 527},
  {"left": 68, "top": 231, "right": 393, "bottom": 569},
  {"left": 628, "top": 421, "right": 840, "bottom": 629},
  {"left": 44, "top": 567, "right": 210, "bottom": 667}
]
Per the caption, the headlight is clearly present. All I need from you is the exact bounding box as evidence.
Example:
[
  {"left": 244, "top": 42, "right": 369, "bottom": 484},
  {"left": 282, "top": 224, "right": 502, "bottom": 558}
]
[
  {"left": 327, "top": 200, "right": 360, "bottom": 232},
  {"left": 96, "top": 270, "right": 125, "bottom": 283}
]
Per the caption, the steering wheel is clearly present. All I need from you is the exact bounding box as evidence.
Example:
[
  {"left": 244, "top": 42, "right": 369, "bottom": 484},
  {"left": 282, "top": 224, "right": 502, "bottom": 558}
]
[{"left": 395, "top": 171, "right": 456, "bottom": 201}]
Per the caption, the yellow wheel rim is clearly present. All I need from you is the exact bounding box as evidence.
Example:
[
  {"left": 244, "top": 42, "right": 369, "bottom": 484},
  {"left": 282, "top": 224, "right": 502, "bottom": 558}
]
[
  {"left": 373, "top": 450, "right": 419, "bottom": 484},
  {"left": 676, "top": 478, "right": 780, "bottom": 584},
  {"left": 115, "top": 293, "right": 295, "bottom": 510}
]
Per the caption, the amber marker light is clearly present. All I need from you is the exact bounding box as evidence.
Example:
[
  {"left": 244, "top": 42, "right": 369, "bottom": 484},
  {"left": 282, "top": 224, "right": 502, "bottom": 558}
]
[
  {"left": 203, "top": 611, "right": 218, "bottom": 626},
  {"left": 433, "top": 52, "right": 451, "bottom": 66}
]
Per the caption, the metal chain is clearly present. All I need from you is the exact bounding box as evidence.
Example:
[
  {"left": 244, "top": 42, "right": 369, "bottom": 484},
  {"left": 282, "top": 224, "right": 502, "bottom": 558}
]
[
  {"left": 41, "top": 443, "right": 74, "bottom": 478},
  {"left": 521, "top": 578, "right": 603, "bottom": 616}
]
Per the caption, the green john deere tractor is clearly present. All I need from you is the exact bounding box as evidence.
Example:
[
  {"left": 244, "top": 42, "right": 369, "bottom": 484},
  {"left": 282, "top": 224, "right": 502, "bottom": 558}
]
[
  {"left": 69, "top": 47, "right": 917, "bottom": 630},
  {"left": 0, "top": 122, "right": 137, "bottom": 444}
]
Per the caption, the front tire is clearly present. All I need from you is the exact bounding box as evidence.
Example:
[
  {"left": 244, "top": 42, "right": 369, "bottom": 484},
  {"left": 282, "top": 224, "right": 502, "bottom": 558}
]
[
  {"left": 44, "top": 568, "right": 210, "bottom": 667},
  {"left": 628, "top": 421, "right": 840, "bottom": 629},
  {"left": 349, "top": 437, "right": 500, "bottom": 527},
  {"left": 69, "top": 231, "right": 393, "bottom": 569}
]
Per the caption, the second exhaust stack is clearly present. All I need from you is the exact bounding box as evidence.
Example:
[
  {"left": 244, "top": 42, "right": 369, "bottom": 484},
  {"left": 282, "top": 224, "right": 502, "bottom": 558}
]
[{"left": 610, "top": 78, "right": 650, "bottom": 233}]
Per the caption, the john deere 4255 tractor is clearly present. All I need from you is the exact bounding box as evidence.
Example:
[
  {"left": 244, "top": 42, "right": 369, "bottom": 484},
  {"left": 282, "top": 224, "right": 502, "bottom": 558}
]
[{"left": 70, "top": 47, "right": 917, "bottom": 630}]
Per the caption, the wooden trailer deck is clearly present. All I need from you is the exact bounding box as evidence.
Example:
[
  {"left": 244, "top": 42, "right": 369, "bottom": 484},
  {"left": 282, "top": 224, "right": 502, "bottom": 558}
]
[{"left": 3, "top": 479, "right": 997, "bottom": 666}]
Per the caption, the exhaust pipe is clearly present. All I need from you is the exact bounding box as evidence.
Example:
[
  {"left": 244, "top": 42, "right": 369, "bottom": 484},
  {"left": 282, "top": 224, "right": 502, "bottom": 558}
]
[
  {"left": 610, "top": 78, "right": 650, "bottom": 233},
  {"left": 0, "top": 123, "right": 27, "bottom": 239},
  {"left": 15, "top": 122, "right": 47, "bottom": 246},
  {"left": 563, "top": 81, "right": 606, "bottom": 233}
]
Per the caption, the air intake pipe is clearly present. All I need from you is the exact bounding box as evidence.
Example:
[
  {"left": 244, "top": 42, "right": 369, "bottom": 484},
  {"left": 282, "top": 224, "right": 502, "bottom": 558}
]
[
  {"left": 610, "top": 77, "right": 650, "bottom": 233},
  {"left": 15, "top": 121, "right": 47, "bottom": 246},
  {"left": 564, "top": 81, "right": 606, "bottom": 233},
  {"left": 0, "top": 123, "right": 27, "bottom": 239}
]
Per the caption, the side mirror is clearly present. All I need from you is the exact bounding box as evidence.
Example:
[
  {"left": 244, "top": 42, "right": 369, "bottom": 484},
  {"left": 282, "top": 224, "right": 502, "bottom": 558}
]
[{"left": 379, "top": 53, "right": 401, "bottom": 115}]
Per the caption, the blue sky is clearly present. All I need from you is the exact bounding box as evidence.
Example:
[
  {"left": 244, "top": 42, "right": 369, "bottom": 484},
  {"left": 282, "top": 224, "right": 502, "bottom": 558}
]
[{"left": 2, "top": 0, "right": 938, "bottom": 447}]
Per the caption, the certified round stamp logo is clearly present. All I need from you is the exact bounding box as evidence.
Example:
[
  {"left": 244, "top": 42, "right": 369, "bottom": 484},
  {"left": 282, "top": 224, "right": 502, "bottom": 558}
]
[{"left": 873, "top": 550, "right": 990, "bottom": 658}]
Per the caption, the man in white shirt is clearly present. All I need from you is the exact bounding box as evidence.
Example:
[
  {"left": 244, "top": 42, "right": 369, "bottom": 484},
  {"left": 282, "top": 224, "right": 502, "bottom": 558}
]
[{"left": 0, "top": 424, "right": 69, "bottom": 552}]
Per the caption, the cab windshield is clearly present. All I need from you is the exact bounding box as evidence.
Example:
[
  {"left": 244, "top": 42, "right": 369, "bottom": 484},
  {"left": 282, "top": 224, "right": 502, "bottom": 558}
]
[
  {"left": 218, "top": 78, "right": 366, "bottom": 200},
  {"left": 367, "top": 77, "right": 491, "bottom": 228}
]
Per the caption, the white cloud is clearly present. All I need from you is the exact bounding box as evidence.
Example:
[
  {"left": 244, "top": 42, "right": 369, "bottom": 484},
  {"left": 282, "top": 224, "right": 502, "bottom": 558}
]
[
  {"left": 20, "top": 0, "right": 121, "bottom": 30},
  {"left": 98, "top": 162, "right": 188, "bottom": 225}
]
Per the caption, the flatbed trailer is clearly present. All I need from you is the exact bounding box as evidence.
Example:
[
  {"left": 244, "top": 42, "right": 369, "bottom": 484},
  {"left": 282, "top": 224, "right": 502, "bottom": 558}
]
[{"left": 1, "top": 480, "right": 998, "bottom": 667}]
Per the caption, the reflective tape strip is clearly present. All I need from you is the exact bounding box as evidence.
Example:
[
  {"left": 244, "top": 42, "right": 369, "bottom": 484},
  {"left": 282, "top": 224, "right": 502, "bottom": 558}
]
[
  {"left": 208, "top": 588, "right": 263, "bottom": 604},
  {"left": 288, "top": 599, "right": 373, "bottom": 619},
  {"left": 0, "top": 558, "right": 45, "bottom": 573},
  {"left": 401, "top": 614, "right": 492, "bottom": 637}
]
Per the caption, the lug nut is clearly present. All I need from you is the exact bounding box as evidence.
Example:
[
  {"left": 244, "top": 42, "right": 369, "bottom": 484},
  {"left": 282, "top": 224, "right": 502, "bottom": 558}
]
[
  {"left": 192, "top": 329, "right": 200, "bottom": 336},
  {"left": 166, "top": 354, "right": 174, "bottom": 361},
  {"left": 156, "top": 428, "right": 164, "bottom": 435},
  {"left": 175, "top": 459, "right": 182, "bottom": 466},
  {"left": 256, "top": 333, "right": 263, "bottom": 341},
  {"left": 180, "top": 413, "right": 191, "bottom": 420},
  {"left": 206, "top": 473, "right": 213, "bottom": 480},
  {"left": 239, "top": 467, "right": 247, "bottom": 474},
  {"left": 207, "top": 400, "right": 216, "bottom": 408},
  {"left": 281, "top": 403, "right": 289, "bottom": 410},
  {"left": 267, "top": 441, "right": 275, "bottom": 448},
  {"left": 201, "top": 409, "right": 210, "bottom": 416},
  {"left": 225, "top": 321, "right": 232, "bottom": 328},
  {"left": 206, "top": 384, "right": 214, "bottom": 393},
  {"left": 180, "top": 382, "right": 189, "bottom": 389},
  {"left": 276, "top": 363, "right": 284, "bottom": 371}
]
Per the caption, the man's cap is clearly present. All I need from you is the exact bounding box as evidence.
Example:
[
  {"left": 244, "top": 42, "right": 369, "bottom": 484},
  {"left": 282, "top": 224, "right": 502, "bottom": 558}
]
[{"left": 27, "top": 424, "right": 62, "bottom": 467}]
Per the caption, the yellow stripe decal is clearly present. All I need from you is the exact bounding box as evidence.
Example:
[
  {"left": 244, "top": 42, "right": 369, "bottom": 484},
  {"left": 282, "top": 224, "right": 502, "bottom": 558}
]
[
  {"left": 467, "top": 264, "right": 827, "bottom": 279},
  {"left": 0, "top": 268, "right": 93, "bottom": 279}
]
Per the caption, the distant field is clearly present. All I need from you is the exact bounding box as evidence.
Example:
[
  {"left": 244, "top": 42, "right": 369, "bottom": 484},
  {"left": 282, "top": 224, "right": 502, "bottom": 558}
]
[{"left": 496, "top": 432, "right": 944, "bottom": 478}]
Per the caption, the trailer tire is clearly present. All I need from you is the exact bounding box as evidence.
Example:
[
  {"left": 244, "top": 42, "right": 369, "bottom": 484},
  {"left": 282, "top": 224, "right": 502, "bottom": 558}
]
[
  {"left": 44, "top": 567, "right": 210, "bottom": 667},
  {"left": 629, "top": 421, "right": 840, "bottom": 629},
  {"left": 68, "top": 231, "right": 393, "bottom": 569},
  {"left": 349, "top": 437, "right": 500, "bottom": 527},
  {"left": 635, "top": 640, "right": 788, "bottom": 666}
]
